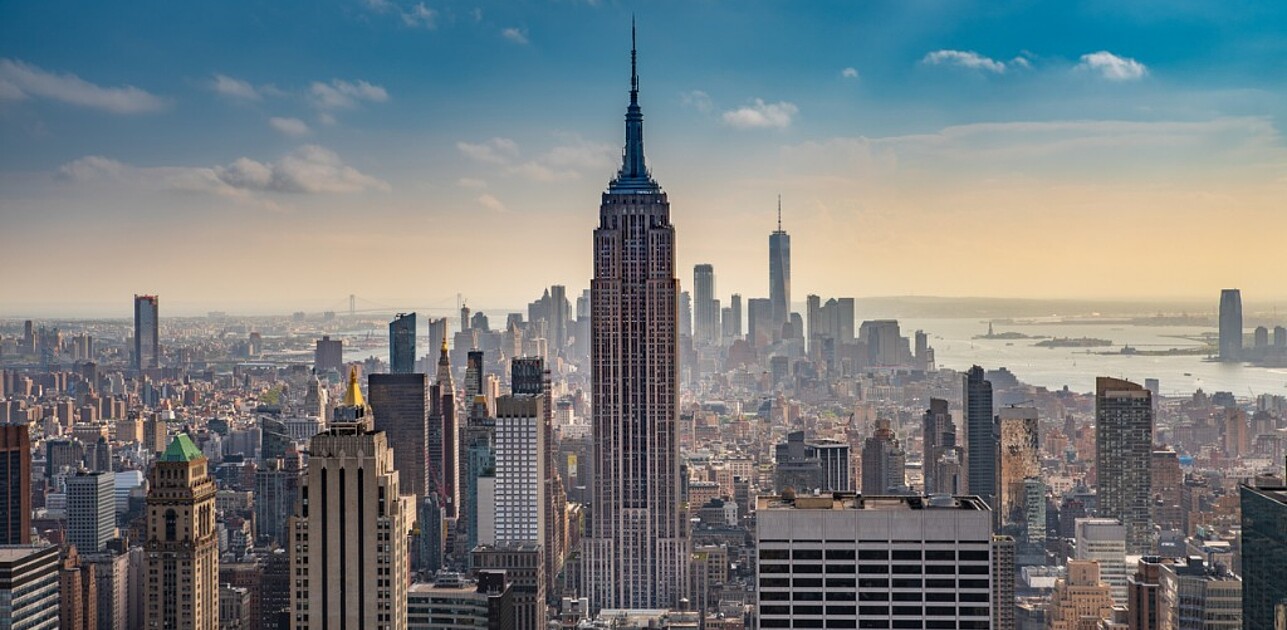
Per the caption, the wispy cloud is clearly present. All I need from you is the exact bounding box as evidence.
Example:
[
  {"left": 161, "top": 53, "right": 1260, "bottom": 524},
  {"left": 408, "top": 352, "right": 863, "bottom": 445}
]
[
  {"left": 921, "top": 50, "right": 1007, "bottom": 73},
  {"left": 0, "top": 58, "right": 167, "bottom": 114},
  {"left": 457, "top": 135, "right": 614, "bottom": 181},
  {"left": 722, "top": 99, "right": 798, "bottom": 129},
  {"left": 501, "top": 27, "right": 529, "bottom": 45},
  {"left": 841, "top": 67, "right": 859, "bottom": 79},
  {"left": 680, "top": 90, "right": 713, "bottom": 113},
  {"left": 456, "top": 177, "right": 487, "bottom": 189},
  {"left": 477, "top": 193, "right": 508, "bottom": 212},
  {"left": 269, "top": 117, "right": 310, "bottom": 136},
  {"left": 365, "top": 0, "right": 437, "bottom": 29},
  {"left": 59, "top": 145, "right": 388, "bottom": 199},
  {"left": 457, "top": 137, "right": 520, "bottom": 164},
  {"left": 1076, "top": 51, "right": 1147, "bottom": 81},
  {"left": 209, "top": 74, "right": 261, "bottom": 101},
  {"left": 309, "top": 79, "right": 389, "bottom": 110}
]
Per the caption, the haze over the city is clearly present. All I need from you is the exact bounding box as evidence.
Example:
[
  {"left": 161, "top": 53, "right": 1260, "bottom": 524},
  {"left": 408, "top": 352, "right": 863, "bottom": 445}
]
[{"left": 3, "top": 0, "right": 1286, "bottom": 316}]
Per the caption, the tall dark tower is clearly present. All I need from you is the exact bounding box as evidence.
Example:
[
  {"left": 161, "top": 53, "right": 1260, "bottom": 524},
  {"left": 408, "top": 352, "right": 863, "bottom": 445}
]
[
  {"left": 585, "top": 23, "right": 688, "bottom": 611},
  {"left": 1218, "top": 289, "right": 1243, "bottom": 361},
  {"left": 389, "top": 312, "right": 416, "bottom": 374},
  {"left": 963, "top": 365, "right": 997, "bottom": 513},
  {"left": 769, "top": 197, "right": 791, "bottom": 330},
  {"left": 134, "top": 294, "right": 159, "bottom": 370}
]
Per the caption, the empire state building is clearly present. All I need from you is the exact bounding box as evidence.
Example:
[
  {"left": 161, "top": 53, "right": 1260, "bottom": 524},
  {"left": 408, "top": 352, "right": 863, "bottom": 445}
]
[{"left": 584, "top": 26, "right": 689, "bottom": 611}]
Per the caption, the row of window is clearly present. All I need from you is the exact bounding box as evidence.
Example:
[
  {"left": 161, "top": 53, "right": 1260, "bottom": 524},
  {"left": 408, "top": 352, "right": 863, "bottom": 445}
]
[
  {"left": 761, "top": 591, "right": 988, "bottom": 603},
  {"left": 761, "top": 619, "right": 991, "bottom": 629},
  {"left": 761, "top": 563, "right": 990, "bottom": 575},
  {"left": 760, "top": 577, "right": 989, "bottom": 590},
  {"left": 760, "top": 605, "right": 990, "bottom": 617},
  {"left": 760, "top": 549, "right": 989, "bottom": 561}
]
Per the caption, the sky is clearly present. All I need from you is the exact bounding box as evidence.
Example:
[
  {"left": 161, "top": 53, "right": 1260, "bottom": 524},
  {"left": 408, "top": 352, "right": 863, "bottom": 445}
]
[{"left": 2, "top": 0, "right": 1285, "bottom": 317}]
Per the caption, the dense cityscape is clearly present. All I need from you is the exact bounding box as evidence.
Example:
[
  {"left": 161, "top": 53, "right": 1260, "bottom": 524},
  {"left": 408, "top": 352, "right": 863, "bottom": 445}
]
[{"left": 4, "top": 4, "right": 1287, "bottom": 630}]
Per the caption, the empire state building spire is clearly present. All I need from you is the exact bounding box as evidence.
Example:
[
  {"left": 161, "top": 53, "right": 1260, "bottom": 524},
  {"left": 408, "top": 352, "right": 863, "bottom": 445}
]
[{"left": 610, "top": 19, "right": 658, "bottom": 193}]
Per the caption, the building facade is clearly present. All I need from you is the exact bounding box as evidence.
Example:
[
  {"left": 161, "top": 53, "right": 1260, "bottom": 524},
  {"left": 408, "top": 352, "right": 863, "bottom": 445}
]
[
  {"left": 584, "top": 30, "right": 688, "bottom": 611},
  {"left": 66, "top": 470, "right": 115, "bottom": 554},
  {"left": 1095, "top": 377, "right": 1154, "bottom": 554},
  {"left": 144, "top": 434, "right": 219, "bottom": 629},
  {"left": 0, "top": 423, "right": 32, "bottom": 544},
  {"left": 368, "top": 373, "right": 430, "bottom": 502},
  {"left": 1240, "top": 484, "right": 1287, "bottom": 630},
  {"left": 134, "top": 294, "right": 160, "bottom": 370},
  {"left": 0, "top": 545, "right": 60, "bottom": 630},
  {"left": 1218, "top": 289, "right": 1242, "bottom": 361},
  {"left": 963, "top": 366, "right": 996, "bottom": 511},
  {"left": 390, "top": 312, "right": 417, "bottom": 374}
]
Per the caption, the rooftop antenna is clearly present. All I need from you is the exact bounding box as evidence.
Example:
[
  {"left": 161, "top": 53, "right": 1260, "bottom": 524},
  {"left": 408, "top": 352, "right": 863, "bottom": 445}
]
[{"left": 777, "top": 194, "right": 782, "bottom": 231}]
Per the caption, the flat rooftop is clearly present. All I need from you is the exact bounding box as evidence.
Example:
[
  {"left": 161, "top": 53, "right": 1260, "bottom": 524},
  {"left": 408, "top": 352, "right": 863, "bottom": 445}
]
[{"left": 758, "top": 493, "right": 988, "bottom": 511}]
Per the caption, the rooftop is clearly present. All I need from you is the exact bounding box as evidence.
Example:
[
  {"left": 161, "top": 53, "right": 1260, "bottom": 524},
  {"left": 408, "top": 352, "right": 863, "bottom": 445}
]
[
  {"left": 159, "top": 433, "right": 203, "bottom": 462},
  {"left": 757, "top": 493, "right": 988, "bottom": 511}
]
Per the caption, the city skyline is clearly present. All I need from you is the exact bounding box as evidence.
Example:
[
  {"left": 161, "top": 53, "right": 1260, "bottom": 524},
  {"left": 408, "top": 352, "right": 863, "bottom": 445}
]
[{"left": 4, "top": 1, "right": 1287, "bottom": 314}]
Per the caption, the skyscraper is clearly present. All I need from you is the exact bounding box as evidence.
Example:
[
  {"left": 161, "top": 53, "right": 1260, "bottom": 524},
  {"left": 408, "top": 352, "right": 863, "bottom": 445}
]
[
  {"left": 585, "top": 27, "right": 688, "bottom": 611},
  {"left": 430, "top": 338, "right": 459, "bottom": 518},
  {"left": 923, "top": 398, "right": 962, "bottom": 496},
  {"left": 290, "top": 368, "right": 415, "bottom": 629},
  {"left": 0, "top": 424, "right": 32, "bottom": 544},
  {"left": 693, "top": 264, "right": 719, "bottom": 345},
  {"left": 729, "top": 293, "right": 743, "bottom": 339},
  {"left": 66, "top": 470, "right": 115, "bottom": 554},
  {"left": 1095, "top": 377, "right": 1154, "bottom": 554},
  {"left": 1074, "top": 517, "right": 1129, "bottom": 605},
  {"left": 998, "top": 407, "right": 1040, "bottom": 527},
  {"left": 1240, "top": 483, "right": 1287, "bottom": 630},
  {"left": 861, "top": 417, "right": 907, "bottom": 494},
  {"left": 769, "top": 196, "right": 791, "bottom": 329},
  {"left": 493, "top": 394, "right": 546, "bottom": 545},
  {"left": 512, "top": 356, "right": 567, "bottom": 604},
  {"left": 134, "top": 294, "right": 159, "bottom": 370},
  {"left": 314, "top": 335, "right": 343, "bottom": 375},
  {"left": 389, "top": 312, "right": 416, "bottom": 374},
  {"left": 549, "top": 285, "right": 570, "bottom": 355},
  {"left": 145, "top": 434, "right": 219, "bottom": 629},
  {"left": 0, "top": 545, "right": 60, "bottom": 630},
  {"left": 368, "top": 372, "right": 430, "bottom": 502},
  {"left": 1218, "top": 289, "right": 1243, "bottom": 361},
  {"left": 963, "top": 365, "right": 997, "bottom": 511}
]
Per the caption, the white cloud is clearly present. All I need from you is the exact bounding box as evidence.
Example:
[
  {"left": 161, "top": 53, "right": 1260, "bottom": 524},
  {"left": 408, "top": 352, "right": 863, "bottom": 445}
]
[
  {"left": 457, "top": 137, "right": 521, "bottom": 164},
  {"left": 680, "top": 90, "right": 713, "bottom": 113},
  {"left": 401, "top": 3, "right": 437, "bottom": 28},
  {"left": 210, "top": 74, "right": 261, "bottom": 100},
  {"left": 921, "top": 50, "right": 1007, "bottom": 74},
  {"left": 59, "top": 145, "right": 388, "bottom": 198},
  {"left": 477, "top": 193, "right": 508, "bottom": 212},
  {"left": 0, "top": 58, "right": 167, "bottom": 113},
  {"left": 309, "top": 79, "right": 389, "bottom": 110},
  {"left": 269, "top": 117, "right": 310, "bottom": 136},
  {"left": 501, "top": 27, "right": 529, "bottom": 45},
  {"left": 722, "top": 99, "right": 799, "bottom": 129},
  {"left": 841, "top": 67, "right": 859, "bottom": 79},
  {"left": 456, "top": 177, "right": 487, "bottom": 188},
  {"left": 1077, "top": 51, "right": 1148, "bottom": 81}
]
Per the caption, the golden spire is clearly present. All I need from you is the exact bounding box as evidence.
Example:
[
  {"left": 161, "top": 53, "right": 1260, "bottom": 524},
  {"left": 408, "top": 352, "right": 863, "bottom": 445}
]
[{"left": 342, "top": 366, "right": 365, "bottom": 408}]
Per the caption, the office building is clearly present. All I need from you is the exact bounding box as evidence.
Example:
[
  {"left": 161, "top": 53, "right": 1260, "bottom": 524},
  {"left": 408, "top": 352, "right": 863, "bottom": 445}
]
[
  {"left": 1047, "top": 560, "right": 1116, "bottom": 630},
  {"left": 134, "top": 294, "right": 159, "bottom": 370},
  {"left": 922, "top": 398, "right": 962, "bottom": 495},
  {"left": 66, "top": 471, "right": 115, "bottom": 554},
  {"left": 1130, "top": 557, "right": 1171, "bottom": 630},
  {"left": 1218, "top": 289, "right": 1242, "bottom": 361},
  {"left": 1240, "top": 483, "right": 1287, "bottom": 630},
  {"left": 964, "top": 365, "right": 997, "bottom": 511},
  {"left": 584, "top": 30, "right": 688, "bottom": 611},
  {"left": 861, "top": 417, "right": 907, "bottom": 494},
  {"left": 728, "top": 293, "right": 743, "bottom": 339},
  {"left": 998, "top": 407, "right": 1040, "bottom": 527},
  {"left": 1158, "top": 557, "right": 1241, "bottom": 630},
  {"left": 806, "top": 296, "right": 855, "bottom": 364},
  {"left": 769, "top": 197, "right": 791, "bottom": 329},
  {"left": 755, "top": 493, "right": 993, "bottom": 630},
  {"left": 994, "top": 535, "right": 1017, "bottom": 630},
  {"left": 511, "top": 356, "right": 566, "bottom": 602},
  {"left": 314, "top": 336, "right": 343, "bottom": 375},
  {"left": 431, "top": 339, "right": 460, "bottom": 518},
  {"left": 0, "top": 544, "right": 60, "bottom": 630},
  {"left": 1, "top": 424, "right": 32, "bottom": 544},
  {"left": 145, "top": 434, "right": 219, "bottom": 629},
  {"left": 773, "top": 430, "right": 851, "bottom": 493},
  {"left": 390, "top": 312, "right": 417, "bottom": 374},
  {"left": 290, "top": 368, "right": 415, "bottom": 629},
  {"left": 254, "top": 447, "right": 304, "bottom": 547},
  {"left": 473, "top": 542, "right": 545, "bottom": 630},
  {"left": 494, "top": 395, "right": 546, "bottom": 545},
  {"left": 60, "top": 545, "right": 97, "bottom": 630},
  {"left": 84, "top": 550, "right": 129, "bottom": 630},
  {"left": 1096, "top": 377, "right": 1154, "bottom": 554},
  {"left": 407, "top": 571, "right": 513, "bottom": 630},
  {"left": 693, "top": 264, "right": 719, "bottom": 345},
  {"left": 1075, "top": 518, "right": 1129, "bottom": 605},
  {"left": 369, "top": 372, "right": 430, "bottom": 502},
  {"left": 859, "top": 319, "right": 908, "bottom": 367},
  {"left": 550, "top": 285, "right": 570, "bottom": 355}
]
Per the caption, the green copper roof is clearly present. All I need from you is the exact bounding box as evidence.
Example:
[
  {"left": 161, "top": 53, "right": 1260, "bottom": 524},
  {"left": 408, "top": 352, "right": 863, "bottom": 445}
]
[{"left": 159, "top": 433, "right": 203, "bottom": 462}]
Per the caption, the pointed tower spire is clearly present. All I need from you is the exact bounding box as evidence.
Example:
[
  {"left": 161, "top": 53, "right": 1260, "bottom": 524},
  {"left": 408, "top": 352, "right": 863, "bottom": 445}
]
[
  {"left": 777, "top": 194, "right": 782, "bottom": 231},
  {"left": 609, "top": 18, "right": 658, "bottom": 193}
]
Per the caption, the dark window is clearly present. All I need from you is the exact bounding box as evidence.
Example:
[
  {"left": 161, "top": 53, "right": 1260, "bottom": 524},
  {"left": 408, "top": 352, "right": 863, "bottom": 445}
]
[
  {"left": 761, "top": 549, "right": 790, "bottom": 560},
  {"left": 796, "top": 621, "right": 825, "bottom": 629},
  {"left": 760, "top": 578, "right": 789, "bottom": 588},
  {"left": 859, "top": 564, "right": 889, "bottom": 574},
  {"left": 826, "top": 578, "right": 856, "bottom": 589},
  {"left": 960, "top": 607, "right": 991, "bottom": 617},
  {"left": 960, "top": 565, "right": 989, "bottom": 574},
  {"left": 859, "top": 606, "right": 890, "bottom": 616},
  {"left": 925, "top": 550, "right": 954, "bottom": 561},
  {"left": 959, "top": 550, "right": 990, "bottom": 561},
  {"left": 926, "top": 592, "right": 955, "bottom": 602},
  {"left": 794, "top": 578, "right": 823, "bottom": 588},
  {"left": 827, "top": 621, "right": 858, "bottom": 629},
  {"left": 893, "top": 606, "right": 923, "bottom": 616},
  {"left": 826, "top": 549, "right": 856, "bottom": 560},
  {"left": 165, "top": 509, "right": 177, "bottom": 541},
  {"left": 892, "top": 592, "right": 922, "bottom": 601},
  {"left": 761, "top": 592, "right": 790, "bottom": 601},
  {"left": 959, "top": 579, "right": 989, "bottom": 589},
  {"left": 892, "top": 579, "right": 922, "bottom": 588},
  {"left": 760, "top": 605, "right": 790, "bottom": 616},
  {"left": 893, "top": 621, "right": 923, "bottom": 629},
  {"left": 826, "top": 606, "right": 857, "bottom": 616},
  {"left": 859, "top": 621, "right": 890, "bottom": 629},
  {"left": 795, "top": 592, "right": 824, "bottom": 601},
  {"left": 892, "top": 565, "right": 921, "bottom": 574},
  {"left": 795, "top": 564, "right": 823, "bottom": 573},
  {"left": 761, "top": 564, "right": 790, "bottom": 574},
  {"left": 827, "top": 564, "right": 856, "bottom": 574},
  {"left": 961, "top": 621, "right": 990, "bottom": 629},
  {"left": 761, "top": 621, "right": 789, "bottom": 629},
  {"left": 926, "top": 621, "right": 955, "bottom": 629},
  {"left": 925, "top": 565, "right": 955, "bottom": 574},
  {"left": 859, "top": 591, "right": 889, "bottom": 601},
  {"left": 926, "top": 606, "right": 957, "bottom": 616},
  {"left": 828, "top": 591, "right": 857, "bottom": 601},
  {"left": 960, "top": 593, "right": 988, "bottom": 603},
  {"left": 891, "top": 550, "right": 922, "bottom": 560},
  {"left": 794, "top": 549, "right": 823, "bottom": 560},
  {"left": 794, "top": 606, "right": 824, "bottom": 615},
  {"left": 925, "top": 579, "right": 956, "bottom": 589},
  {"left": 858, "top": 549, "right": 889, "bottom": 560},
  {"left": 858, "top": 578, "right": 888, "bottom": 588}
]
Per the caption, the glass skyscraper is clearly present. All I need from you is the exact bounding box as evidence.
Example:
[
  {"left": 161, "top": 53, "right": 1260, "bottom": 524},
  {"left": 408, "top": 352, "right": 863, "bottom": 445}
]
[{"left": 389, "top": 311, "right": 416, "bottom": 374}]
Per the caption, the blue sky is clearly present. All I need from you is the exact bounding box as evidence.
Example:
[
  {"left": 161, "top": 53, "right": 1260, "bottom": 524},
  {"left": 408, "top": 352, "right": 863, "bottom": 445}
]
[{"left": 2, "top": 1, "right": 1285, "bottom": 315}]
